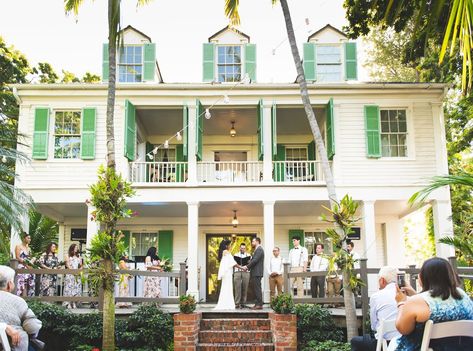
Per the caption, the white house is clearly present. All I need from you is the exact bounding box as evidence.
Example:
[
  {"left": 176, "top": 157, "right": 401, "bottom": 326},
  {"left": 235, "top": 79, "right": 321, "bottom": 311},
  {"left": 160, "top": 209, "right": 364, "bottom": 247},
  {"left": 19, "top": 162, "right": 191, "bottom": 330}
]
[{"left": 11, "top": 25, "right": 454, "bottom": 302}]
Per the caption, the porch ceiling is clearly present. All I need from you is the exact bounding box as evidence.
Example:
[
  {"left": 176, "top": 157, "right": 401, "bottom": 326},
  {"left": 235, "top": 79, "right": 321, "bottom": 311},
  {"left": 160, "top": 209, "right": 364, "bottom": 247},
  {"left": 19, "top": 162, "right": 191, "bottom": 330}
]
[
  {"left": 137, "top": 108, "right": 182, "bottom": 136},
  {"left": 277, "top": 107, "right": 325, "bottom": 135}
]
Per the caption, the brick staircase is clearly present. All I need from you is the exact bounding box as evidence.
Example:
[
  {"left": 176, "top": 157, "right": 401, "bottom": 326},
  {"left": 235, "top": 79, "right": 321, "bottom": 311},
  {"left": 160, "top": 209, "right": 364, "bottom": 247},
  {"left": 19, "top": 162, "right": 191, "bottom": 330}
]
[{"left": 197, "top": 311, "right": 274, "bottom": 351}]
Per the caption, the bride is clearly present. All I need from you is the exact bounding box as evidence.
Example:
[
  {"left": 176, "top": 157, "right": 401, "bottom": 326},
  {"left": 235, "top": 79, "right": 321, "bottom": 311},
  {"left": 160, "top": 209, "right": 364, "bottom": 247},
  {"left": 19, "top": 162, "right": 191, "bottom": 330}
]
[{"left": 214, "top": 239, "right": 240, "bottom": 310}]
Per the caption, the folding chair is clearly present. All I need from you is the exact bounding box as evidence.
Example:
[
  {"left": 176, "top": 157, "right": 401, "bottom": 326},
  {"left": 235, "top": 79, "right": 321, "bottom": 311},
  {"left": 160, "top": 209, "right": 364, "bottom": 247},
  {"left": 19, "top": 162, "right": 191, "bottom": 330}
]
[
  {"left": 0, "top": 323, "right": 11, "bottom": 351},
  {"left": 420, "top": 319, "right": 473, "bottom": 351},
  {"left": 376, "top": 319, "right": 397, "bottom": 351}
]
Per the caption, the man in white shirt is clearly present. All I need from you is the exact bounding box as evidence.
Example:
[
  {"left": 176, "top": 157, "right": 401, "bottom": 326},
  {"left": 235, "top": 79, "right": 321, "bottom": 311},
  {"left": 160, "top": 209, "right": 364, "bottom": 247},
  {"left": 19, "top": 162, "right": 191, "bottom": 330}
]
[
  {"left": 268, "top": 247, "right": 284, "bottom": 299},
  {"left": 287, "top": 236, "right": 308, "bottom": 298},
  {"left": 309, "top": 243, "right": 329, "bottom": 298},
  {"left": 347, "top": 241, "right": 361, "bottom": 269},
  {"left": 233, "top": 243, "right": 251, "bottom": 309},
  {"left": 350, "top": 266, "right": 401, "bottom": 351}
]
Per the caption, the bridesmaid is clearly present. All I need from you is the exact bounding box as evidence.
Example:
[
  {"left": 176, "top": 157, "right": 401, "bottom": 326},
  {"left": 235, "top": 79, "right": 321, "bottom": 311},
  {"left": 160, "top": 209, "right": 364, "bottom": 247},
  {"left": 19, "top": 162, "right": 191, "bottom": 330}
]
[
  {"left": 38, "top": 242, "right": 59, "bottom": 296},
  {"left": 143, "top": 247, "right": 161, "bottom": 299},
  {"left": 63, "top": 243, "right": 83, "bottom": 308},
  {"left": 15, "top": 232, "right": 35, "bottom": 297},
  {"left": 116, "top": 254, "right": 133, "bottom": 308}
]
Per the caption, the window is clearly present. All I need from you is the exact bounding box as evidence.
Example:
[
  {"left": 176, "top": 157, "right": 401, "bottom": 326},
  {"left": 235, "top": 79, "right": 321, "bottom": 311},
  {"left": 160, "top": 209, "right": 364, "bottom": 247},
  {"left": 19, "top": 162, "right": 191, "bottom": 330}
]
[
  {"left": 285, "top": 147, "right": 308, "bottom": 179},
  {"left": 316, "top": 45, "right": 342, "bottom": 82},
  {"left": 54, "top": 111, "right": 81, "bottom": 159},
  {"left": 152, "top": 148, "right": 176, "bottom": 162},
  {"left": 304, "top": 232, "right": 331, "bottom": 261},
  {"left": 118, "top": 45, "right": 143, "bottom": 83},
  {"left": 131, "top": 232, "right": 158, "bottom": 257},
  {"left": 380, "top": 109, "right": 408, "bottom": 157},
  {"left": 286, "top": 147, "right": 308, "bottom": 161},
  {"left": 217, "top": 46, "right": 242, "bottom": 82}
]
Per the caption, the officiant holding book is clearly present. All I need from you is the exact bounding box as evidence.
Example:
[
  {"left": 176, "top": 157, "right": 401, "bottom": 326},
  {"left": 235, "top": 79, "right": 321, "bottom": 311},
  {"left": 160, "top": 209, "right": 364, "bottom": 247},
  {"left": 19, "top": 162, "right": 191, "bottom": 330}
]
[{"left": 233, "top": 242, "right": 251, "bottom": 309}]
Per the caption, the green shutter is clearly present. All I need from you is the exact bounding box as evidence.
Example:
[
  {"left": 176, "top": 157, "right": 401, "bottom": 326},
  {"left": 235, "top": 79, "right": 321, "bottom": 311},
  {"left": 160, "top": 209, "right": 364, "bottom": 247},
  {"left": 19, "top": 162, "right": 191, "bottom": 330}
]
[
  {"left": 182, "top": 105, "right": 188, "bottom": 161},
  {"left": 308, "top": 140, "right": 316, "bottom": 177},
  {"left": 143, "top": 43, "right": 156, "bottom": 82},
  {"left": 303, "top": 43, "right": 316, "bottom": 81},
  {"left": 245, "top": 43, "right": 256, "bottom": 82},
  {"left": 146, "top": 142, "right": 154, "bottom": 181},
  {"left": 203, "top": 43, "right": 215, "bottom": 82},
  {"left": 257, "top": 99, "right": 264, "bottom": 161},
  {"left": 195, "top": 99, "right": 203, "bottom": 161},
  {"left": 273, "top": 144, "right": 286, "bottom": 181},
  {"left": 326, "top": 97, "right": 335, "bottom": 160},
  {"left": 345, "top": 42, "right": 357, "bottom": 80},
  {"left": 80, "top": 107, "right": 96, "bottom": 160},
  {"left": 158, "top": 230, "right": 173, "bottom": 262},
  {"left": 364, "top": 105, "right": 382, "bottom": 158},
  {"left": 175, "top": 144, "right": 186, "bottom": 182},
  {"left": 271, "top": 103, "right": 277, "bottom": 158},
  {"left": 121, "top": 230, "right": 131, "bottom": 256},
  {"left": 289, "top": 229, "right": 304, "bottom": 249},
  {"left": 32, "top": 108, "right": 50, "bottom": 160},
  {"left": 124, "top": 100, "right": 136, "bottom": 161},
  {"left": 102, "top": 43, "right": 109, "bottom": 82}
]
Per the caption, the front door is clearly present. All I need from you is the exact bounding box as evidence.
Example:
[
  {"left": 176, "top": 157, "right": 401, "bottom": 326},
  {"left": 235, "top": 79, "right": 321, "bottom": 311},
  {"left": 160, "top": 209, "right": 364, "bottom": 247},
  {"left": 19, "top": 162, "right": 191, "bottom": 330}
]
[{"left": 206, "top": 233, "right": 256, "bottom": 302}]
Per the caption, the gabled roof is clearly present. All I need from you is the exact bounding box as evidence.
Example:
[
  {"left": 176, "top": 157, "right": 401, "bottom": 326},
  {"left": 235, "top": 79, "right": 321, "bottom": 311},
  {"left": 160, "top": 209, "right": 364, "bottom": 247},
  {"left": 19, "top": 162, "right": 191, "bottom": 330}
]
[
  {"left": 307, "top": 24, "right": 347, "bottom": 41},
  {"left": 120, "top": 25, "right": 152, "bottom": 42},
  {"left": 208, "top": 25, "right": 250, "bottom": 42}
]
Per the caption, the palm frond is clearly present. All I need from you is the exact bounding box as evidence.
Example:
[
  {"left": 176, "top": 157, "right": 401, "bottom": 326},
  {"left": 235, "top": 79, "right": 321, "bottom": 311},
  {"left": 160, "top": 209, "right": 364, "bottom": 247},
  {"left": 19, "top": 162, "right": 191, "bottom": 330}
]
[
  {"left": 64, "top": 0, "right": 85, "bottom": 16},
  {"left": 224, "top": 0, "right": 241, "bottom": 26}
]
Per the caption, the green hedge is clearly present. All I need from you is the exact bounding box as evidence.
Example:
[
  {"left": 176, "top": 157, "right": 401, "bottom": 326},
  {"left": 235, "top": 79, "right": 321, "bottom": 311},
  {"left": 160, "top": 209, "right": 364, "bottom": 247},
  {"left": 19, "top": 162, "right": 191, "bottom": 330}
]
[
  {"left": 29, "top": 302, "right": 173, "bottom": 351},
  {"left": 301, "top": 340, "right": 351, "bottom": 351},
  {"left": 294, "top": 304, "right": 344, "bottom": 345}
]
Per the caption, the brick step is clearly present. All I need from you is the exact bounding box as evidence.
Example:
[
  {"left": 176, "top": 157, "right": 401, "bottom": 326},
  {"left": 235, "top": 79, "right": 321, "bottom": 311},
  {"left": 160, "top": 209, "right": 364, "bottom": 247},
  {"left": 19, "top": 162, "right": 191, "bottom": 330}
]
[
  {"left": 202, "top": 312, "right": 269, "bottom": 320},
  {"left": 200, "top": 318, "right": 271, "bottom": 331},
  {"left": 199, "top": 330, "right": 273, "bottom": 343},
  {"left": 197, "top": 342, "right": 274, "bottom": 351}
]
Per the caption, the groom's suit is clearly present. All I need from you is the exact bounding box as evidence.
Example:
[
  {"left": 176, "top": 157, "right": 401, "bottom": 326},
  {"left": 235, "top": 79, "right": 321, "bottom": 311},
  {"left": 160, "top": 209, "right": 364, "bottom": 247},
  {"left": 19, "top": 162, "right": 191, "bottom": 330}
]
[{"left": 246, "top": 245, "right": 265, "bottom": 307}]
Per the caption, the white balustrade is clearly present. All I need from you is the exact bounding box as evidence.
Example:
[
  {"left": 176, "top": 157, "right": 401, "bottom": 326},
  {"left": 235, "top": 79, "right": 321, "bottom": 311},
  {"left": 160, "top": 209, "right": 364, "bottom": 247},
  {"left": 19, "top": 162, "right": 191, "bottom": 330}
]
[
  {"left": 197, "top": 161, "right": 263, "bottom": 183},
  {"left": 129, "top": 162, "right": 188, "bottom": 183},
  {"left": 272, "top": 160, "right": 328, "bottom": 182}
]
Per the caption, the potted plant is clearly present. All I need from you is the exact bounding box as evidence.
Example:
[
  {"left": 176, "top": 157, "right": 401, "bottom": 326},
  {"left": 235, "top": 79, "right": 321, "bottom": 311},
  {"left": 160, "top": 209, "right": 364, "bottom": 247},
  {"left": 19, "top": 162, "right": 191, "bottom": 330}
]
[
  {"left": 270, "top": 293, "right": 294, "bottom": 314},
  {"left": 269, "top": 293, "right": 297, "bottom": 350},
  {"left": 178, "top": 294, "right": 196, "bottom": 314}
]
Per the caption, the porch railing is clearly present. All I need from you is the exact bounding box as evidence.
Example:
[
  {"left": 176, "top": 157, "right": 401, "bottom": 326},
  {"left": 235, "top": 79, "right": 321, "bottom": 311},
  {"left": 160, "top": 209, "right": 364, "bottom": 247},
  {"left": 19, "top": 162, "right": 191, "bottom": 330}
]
[
  {"left": 272, "top": 160, "right": 328, "bottom": 182},
  {"left": 197, "top": 161, "right": 263, "bottom": 183},
  {"left": 129, "top": 162, "right": 188, "bottom": 183}
]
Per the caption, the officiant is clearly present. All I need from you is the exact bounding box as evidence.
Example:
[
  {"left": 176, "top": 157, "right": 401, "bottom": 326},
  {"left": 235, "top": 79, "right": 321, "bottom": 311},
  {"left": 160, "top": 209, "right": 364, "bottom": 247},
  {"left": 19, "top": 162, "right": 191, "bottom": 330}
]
[{"left": 233, "top": 242, "right": 251, "bottom": 309}]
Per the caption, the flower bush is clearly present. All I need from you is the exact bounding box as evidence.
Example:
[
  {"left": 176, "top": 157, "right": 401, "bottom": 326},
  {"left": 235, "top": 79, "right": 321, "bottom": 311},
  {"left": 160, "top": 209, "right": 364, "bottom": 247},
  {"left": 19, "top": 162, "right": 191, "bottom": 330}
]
[
  {"left": 179, "top": 294, "right": 197, "bottom": 314},
  {"left": 270, "top": 293, "right": 294, "bottom": 314}
]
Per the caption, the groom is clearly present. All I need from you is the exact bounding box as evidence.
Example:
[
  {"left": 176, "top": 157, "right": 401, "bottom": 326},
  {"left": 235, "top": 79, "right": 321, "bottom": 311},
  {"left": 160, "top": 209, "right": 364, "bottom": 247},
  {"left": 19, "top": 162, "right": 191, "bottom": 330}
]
[{"left": 244, "top": 237, "right": 264, "bottom": 310}]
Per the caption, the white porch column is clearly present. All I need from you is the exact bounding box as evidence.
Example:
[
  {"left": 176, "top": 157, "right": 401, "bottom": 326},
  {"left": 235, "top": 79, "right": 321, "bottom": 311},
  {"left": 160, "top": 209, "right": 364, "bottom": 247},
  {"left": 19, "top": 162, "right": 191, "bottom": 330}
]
[
  {"left": 187, "top": 201, "right": 200, "bottom": 299},
  {"left": 86, "top": 204, "right": 99, "bottom": 249},
  {"left": 10, "top": 208, "right": 29, "bottom": 256},
  {"left": 187, "top": 106, "right": 198, "bottom": 185},
  {"left": 362, "top": 200, "right": 378, "bottom": 295},
  {"left": 432, "top": 200, "right": 455, "bottom": 258},
  {"left": 57, "top": 223, "right": 65, "bottom": 261},
  {"left": 385, "top": 220, "right": 405, "bottom": 267},
  {"left": 263, "top": 200, "right": 275, "bottom": 303},
  {"left": 262, "top": 104, "right": 273, "bottom": 182}
]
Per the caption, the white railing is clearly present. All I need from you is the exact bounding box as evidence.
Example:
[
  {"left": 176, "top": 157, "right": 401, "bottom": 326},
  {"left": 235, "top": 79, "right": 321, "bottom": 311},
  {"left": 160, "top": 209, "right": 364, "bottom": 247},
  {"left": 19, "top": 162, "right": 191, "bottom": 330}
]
[
  {"left": 129, "top": 162, "right": 188, "bottom": 183},
  {"left": 272, "top": 160, "right": 328, "bottom": 182},
  {"left": 197, "top": 161, "right": 263, "bottom": 183}
]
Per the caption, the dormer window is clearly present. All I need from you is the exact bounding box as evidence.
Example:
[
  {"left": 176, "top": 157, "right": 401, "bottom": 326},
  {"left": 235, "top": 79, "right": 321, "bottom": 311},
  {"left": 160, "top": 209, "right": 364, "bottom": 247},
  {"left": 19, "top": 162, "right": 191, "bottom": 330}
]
[
  {"left": 118, "top": 45, "right": 143, "bottom": 83},
  {"left": 217, "top": 45, "right": 242, "bottom": 82},
  {"left": 316, "top": 45, "right": 342, "bottom": 82}
]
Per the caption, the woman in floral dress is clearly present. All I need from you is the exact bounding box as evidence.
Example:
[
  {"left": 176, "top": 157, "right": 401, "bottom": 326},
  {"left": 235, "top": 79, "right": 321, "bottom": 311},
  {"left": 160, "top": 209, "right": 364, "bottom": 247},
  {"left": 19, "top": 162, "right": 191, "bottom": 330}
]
[
  {"left": 116, "top": 255, "right": 133, "bottom": 308},
  {"left": 38, "top": 242, "right": 59, "bottom": 296},
  {"left": 63, "top": 244, "right": 83, "bottom": 308},
  {"left": 143, "top": 247, "right": 161, "bottom": 298},
  {"left": 15, "top": 232, "right": 35, "bottom": 297}
]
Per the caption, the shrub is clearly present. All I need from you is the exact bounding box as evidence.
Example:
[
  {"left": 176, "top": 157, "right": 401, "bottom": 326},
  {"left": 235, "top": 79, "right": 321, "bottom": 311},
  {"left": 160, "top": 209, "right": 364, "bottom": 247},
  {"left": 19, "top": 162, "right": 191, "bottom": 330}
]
[
  {"left": 270, "top": 293, "right": 294, "bottom": 314},
  {"left": 302, "top": 340, "right": 351, "bottom": 351},
  {"left": 294, "top": 304, "right": 344, "bottom": 345},
  {"left": 179, "top": 294, "right": 196, "bottom": 314}
]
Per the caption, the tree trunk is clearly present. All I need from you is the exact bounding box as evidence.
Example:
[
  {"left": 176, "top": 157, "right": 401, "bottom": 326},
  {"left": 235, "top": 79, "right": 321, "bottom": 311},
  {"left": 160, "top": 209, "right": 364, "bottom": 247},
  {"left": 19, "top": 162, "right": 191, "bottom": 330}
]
[
  {"left": 106, "top": 0, "right": 117, "bottom": 170},
  {"left": 279, "top": 0, "right": 358, "bottom": 340},
  {"left": 102, "top": 258, "right": 116, "bottom": 351}
]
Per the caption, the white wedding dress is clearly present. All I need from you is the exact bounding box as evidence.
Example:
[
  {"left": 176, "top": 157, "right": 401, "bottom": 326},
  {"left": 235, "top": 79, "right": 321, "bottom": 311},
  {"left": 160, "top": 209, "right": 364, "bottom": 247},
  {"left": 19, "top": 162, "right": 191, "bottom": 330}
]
[{"left": 214, "top": 251, "right": 236, "bottom": 310}]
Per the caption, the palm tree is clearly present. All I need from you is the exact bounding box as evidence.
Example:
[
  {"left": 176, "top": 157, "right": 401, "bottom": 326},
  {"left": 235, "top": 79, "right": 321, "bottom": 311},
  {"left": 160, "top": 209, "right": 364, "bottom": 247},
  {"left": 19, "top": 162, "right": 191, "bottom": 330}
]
[
  {"left": 223, "top": 0, "right": 358, "bottom": 340},
  {"left": 28, "top": 210, "right": 59, "bottom": 255}
]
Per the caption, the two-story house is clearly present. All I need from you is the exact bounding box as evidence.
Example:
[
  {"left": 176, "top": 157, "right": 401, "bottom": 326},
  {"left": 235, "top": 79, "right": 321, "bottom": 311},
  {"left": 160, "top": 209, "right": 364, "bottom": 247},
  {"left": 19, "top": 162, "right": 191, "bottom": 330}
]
[{"left": 12, "top": 24, "right": 454, "bottom": 301}]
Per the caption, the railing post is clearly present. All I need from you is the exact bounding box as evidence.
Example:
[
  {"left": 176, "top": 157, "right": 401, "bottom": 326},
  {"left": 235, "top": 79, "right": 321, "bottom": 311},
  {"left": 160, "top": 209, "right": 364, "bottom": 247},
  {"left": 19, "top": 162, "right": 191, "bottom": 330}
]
[
  {"left": 408, "top": 264, "right": 417, "bottom": 290},
  {"left": 283, "top": 262, "right": 290, "bottom": 295},
  {"left": 10, "top": 259, "right": 19, "bottom": 293},
  {"left": 359, "top": 258, "right": 369, "bottom": 336},
  {"left": 179, "top": 262, "right": 187, "bottom": 296},
  {"left": 448, "top": 256, "right": 463, "bottom": 289}
]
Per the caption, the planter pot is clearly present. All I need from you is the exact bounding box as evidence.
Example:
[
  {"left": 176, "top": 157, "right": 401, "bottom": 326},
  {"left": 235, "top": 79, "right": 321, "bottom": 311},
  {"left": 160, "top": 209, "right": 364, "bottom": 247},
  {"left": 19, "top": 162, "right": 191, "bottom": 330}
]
[{"left": 269, "top": 312, "right": 297, "bottom": 350}]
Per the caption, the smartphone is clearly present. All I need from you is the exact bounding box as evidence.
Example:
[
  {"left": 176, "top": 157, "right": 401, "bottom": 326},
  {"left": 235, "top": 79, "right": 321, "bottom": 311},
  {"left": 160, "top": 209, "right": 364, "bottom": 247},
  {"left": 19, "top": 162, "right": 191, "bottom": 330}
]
[{"left": 397, "top": 272, "right": 406, "bottom": 288}]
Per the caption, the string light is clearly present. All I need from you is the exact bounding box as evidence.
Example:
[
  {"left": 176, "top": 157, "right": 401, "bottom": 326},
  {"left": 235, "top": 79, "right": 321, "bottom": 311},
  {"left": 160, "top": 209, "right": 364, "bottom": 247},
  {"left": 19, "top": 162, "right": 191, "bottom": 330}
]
[
  {"left": 204, "top": 108, "right": 212, "bottom": 119},
  {"left": 223, "top": 94, "right": 230, "bottom": 104},
  {"left": 164, "top": 140, "right": 169, "bottom": 149},
  {"left": 176, "top": 132, "right": 182, "bottom": 141}
]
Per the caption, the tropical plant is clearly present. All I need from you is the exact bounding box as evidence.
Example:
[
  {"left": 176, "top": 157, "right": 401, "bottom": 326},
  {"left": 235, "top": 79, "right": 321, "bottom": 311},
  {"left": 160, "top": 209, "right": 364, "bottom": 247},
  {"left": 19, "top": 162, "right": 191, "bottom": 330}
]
[
  {"left": 28, "top": 210, "right": 59, "bottom": 255},
  {"left": 223, "top": 0, "right": 358, "bottom": 339},
  {"left": 294, "top": 304, "right": 344, "bottom": 345},
  {"left": 270, "top": 293, "right": 294, "bottom": 314},
  {"left": 179, "top": 294, "right": 197, "bottom": 314},
  {"left": 409, "top": 172, "right": 473, "bottom": 204}
]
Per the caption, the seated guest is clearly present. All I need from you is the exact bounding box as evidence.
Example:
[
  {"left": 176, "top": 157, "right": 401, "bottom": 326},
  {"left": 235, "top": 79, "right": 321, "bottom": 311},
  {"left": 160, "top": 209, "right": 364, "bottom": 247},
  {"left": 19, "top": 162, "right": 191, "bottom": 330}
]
[
  {"left": 0, "top": 265, "right": 42, "bottom": 351},
  {"left": 389, "top": 257, "right": 473, "bottom": 351},
  {"left": 351, "top": 266, "right": 400, "bottom": 351}
]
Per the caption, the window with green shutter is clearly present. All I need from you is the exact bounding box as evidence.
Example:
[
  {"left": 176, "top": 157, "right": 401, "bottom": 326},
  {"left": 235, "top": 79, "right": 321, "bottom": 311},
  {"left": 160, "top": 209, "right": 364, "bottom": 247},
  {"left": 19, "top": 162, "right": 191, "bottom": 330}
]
[
  {"left": 80, "top": 108, "right": 96, "bottom": 160},
  {"left": 344, "top": 42, "right": 357, "bottom": 80},
  {"left": 143, "top": 43, "right": 156, "bottom": 81},
  {"left": 54, "top": 111, "right": 81, "bottom": 159},
  {"left": 317, "top": 45, "right": 342, "bottom": 82},
  {"left": 158, "top": 230, "right": 173, "bottom": 262},
  {"left": 32, "top": 108, "right": 50, "bottom": 160},
  {"left": 273, "top": 144, "right": 286, "bottom": 181},
  {"left": 303, "top": 43, "right": 316, "bottom": 81},
  {"left": 102, "top": 43, "right": 109, "bottom": 82},
  {"left": 257, "top": 99, "right": 264, "bottom": 161},
  {"left": 245, "top": 43, "right": 256, "bottom": 82},
  {"left": 196, "top": 99, "right": 203, "bottom": 161},
  {"left": 289, "top": 229, "right": 304, "bottom": 249},
  {"left": 118, "top": 45, "right": 143, "bottom": 82},
  {"left": 203, "top": 43, "right": 215, "bottom": 82},
  {"left": 326, "top": 97, "right": 335, "bottom": 160},
  {"left": 364, "top": 105, "right": 382, "bottom": 158},
  {"left": 124, "top": 100, "right": 136, "bottom": 161}
]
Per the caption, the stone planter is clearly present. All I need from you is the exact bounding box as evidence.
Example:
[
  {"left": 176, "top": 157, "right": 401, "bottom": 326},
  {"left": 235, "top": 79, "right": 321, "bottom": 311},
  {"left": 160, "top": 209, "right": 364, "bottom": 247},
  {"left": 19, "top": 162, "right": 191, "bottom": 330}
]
[
  {"left": 269, "top": 312, "right": 297, "bottom": 351},
  {"left": 173, "top": 312, "right": 202, "bottom": 351}
]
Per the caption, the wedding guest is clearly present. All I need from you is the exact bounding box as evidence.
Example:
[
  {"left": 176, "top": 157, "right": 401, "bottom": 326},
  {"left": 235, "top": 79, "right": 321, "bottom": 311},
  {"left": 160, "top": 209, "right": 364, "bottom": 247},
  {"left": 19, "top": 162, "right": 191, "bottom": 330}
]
[
  {"left": 268, "top": 247, "right": 284, "bottom": 299},
  {"left": 38, "top": 242, "right": 59, "bottom": 297},
  {"left": 309, "top": 243, "right": 329, "bottom": 298},
  {"left": 143, "top": 247, "right": 161, "bottom": 298},
  {"left": 288, "top": 236, "right": 308, "bottom": 297},
  {"left": 15, "top": 232, "right": 35, "bottom": 297},
  {"left": 233, "top": 243, "right": 251, "bottom": 308},
  {"left": 63, "top": 244, "right": 83, "bottom": 309},
  {"left": 116, "top": 255, "right": 132, "bottom": 308}
]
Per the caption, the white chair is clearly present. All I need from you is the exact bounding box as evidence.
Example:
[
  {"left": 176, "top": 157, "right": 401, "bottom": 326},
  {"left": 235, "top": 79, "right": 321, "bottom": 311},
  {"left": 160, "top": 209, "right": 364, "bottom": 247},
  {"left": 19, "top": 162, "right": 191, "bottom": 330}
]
[
  {"left": 376, "top": 319, "right": 397, "bottom": 351},
  {"left": 0, "top": 322, "right": 11, "bottom": 351},
  {"left": 420, "top": 319, "right": 473, "bottom": 351}
]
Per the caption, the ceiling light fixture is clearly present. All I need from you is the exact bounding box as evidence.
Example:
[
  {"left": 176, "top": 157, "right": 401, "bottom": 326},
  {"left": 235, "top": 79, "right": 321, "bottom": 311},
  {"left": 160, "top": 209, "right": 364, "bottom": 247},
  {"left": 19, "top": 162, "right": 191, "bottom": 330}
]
[
  {"left": 230, "top": 121, "right": 236, "bottom": 137},
  {"left": 232, "top": 210, "right": 239, "bottom": 228}
]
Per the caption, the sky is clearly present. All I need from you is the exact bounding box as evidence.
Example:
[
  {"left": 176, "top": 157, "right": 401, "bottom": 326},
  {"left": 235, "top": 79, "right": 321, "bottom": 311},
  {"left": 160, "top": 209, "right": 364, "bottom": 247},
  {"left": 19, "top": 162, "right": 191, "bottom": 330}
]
[{"left": 0, "top": 0, "right": 355, "bottom": 83}]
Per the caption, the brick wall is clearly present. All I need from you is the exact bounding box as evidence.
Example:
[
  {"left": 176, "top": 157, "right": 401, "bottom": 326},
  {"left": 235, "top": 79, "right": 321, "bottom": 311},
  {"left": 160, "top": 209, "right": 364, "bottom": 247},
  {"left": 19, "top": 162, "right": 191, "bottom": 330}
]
[
  {"left": 269, "top": 312, "right": 297, "bottom": 351},
  {"left": 174, "top": 312, "right": 202, "bottom": 351}
]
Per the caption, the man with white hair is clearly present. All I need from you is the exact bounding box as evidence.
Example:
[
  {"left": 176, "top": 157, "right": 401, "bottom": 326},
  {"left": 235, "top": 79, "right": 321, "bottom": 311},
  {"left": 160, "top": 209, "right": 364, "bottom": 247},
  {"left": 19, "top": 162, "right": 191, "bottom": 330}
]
[
  {"left": 350, "top": 266, "right": 401, "bottom": 351},
  {"left": 0, "top": 265, "right": 42, "bottom": 351}
]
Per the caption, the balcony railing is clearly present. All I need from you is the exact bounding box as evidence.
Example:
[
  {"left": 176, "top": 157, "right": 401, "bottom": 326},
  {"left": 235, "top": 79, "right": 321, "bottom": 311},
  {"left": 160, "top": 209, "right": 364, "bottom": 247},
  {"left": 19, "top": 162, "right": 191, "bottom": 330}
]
[
  {"left": 272, "top": 160, "right": 327, "bottom": 182},
  {"left": 197, "top": 161, "right": 263, "bottom": 184},
  {"left": 130, "top": 162, "right": 188, "bottom": 183}
]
